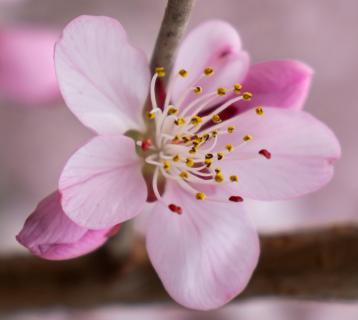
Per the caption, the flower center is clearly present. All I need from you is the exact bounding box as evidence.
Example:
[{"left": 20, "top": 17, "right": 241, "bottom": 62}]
[{"left": 137, "top": 67, "right": 268, "bottom": 214}]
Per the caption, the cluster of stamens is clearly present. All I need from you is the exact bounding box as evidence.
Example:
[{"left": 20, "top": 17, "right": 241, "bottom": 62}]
[{"left": 139, "top": 66, "right": 271, "bottom": 214}]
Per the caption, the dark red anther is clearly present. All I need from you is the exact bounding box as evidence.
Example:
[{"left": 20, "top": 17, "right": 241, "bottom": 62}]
[
  {"left": 168, "top": 203, "right": 183, "bottom": 215},
  {"left": 259, "top": 149, "right": 271, "bottom": 159},
  {"left": 229, "top": 196, "right": 244, "bottom": 202},
  {"left": 141, "top": 138, "right": 153, "bottom": 152}
]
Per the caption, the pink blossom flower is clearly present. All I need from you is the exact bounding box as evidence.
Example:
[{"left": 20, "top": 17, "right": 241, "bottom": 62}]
[
  {"left": 0, "top": 26, "right": 60, "bottom": 105},
  {"left": 17, "top": 16, "right": 340, "bottom": 310}
]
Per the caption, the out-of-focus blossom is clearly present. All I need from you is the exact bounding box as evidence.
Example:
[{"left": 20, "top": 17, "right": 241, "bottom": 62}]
[
  {"left": 16, "top": 191, "right": 119, "bottom": 260},
  {"left": 18, "top": 16, "right": 340, "bottom": 310},
  {"left": 0, "top": 26, "right": 60, "bottom": 105}
]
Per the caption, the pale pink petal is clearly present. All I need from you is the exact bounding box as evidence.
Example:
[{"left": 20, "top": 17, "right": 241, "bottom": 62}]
[
  {"left": 217, "top": 108, "right": 341, "bottom": 200},
  {"left": 170, "top": 20, "right": 249, "bottom": 110},
  {"left": 59, "top": 135, "right": 147, "bottom": 229},
  {"left": 16, "top": 191, "right": 119, "bottom": 260},
  {"left": 146, "top": 181, "right": 260, "bottom": 310},
  {"left": 0, "top": 26, "right": 60, "bottom": 105},
  {"left": 55, "top": 15, "right": 150, "bottom": 134},
  {"left": 235, "top": 60, "right": 313, "bottom": 113}
]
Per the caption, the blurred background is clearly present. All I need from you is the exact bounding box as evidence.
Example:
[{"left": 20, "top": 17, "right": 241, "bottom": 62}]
[{"left": 0, "top": 0, "right": 357, "bottom": 318}]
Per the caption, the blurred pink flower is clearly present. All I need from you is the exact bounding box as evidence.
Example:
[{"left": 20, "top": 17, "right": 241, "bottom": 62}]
[
  {"left": 17, "top": 16, "right": 340, "bottom": 310},
  {"left": 0, "top": 25, "right": 60, "bottom": 105}
]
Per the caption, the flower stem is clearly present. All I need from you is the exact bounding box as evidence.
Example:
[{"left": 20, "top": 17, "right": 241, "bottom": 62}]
[{"left": 150, "top": 0, "right": 196, "bottom": 85}]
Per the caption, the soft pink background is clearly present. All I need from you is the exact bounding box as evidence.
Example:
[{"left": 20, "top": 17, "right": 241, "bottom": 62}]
[{"left": 0, "top": 0, "right": 357, "bottom": 317}]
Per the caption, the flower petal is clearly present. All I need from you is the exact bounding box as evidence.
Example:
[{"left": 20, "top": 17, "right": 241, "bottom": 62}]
[
  {"left": 235, "top": 60, "right": 313, "bottom": 113},
  {"left": 16, "top": 191, "right": 118, "bottom": 260},
  {"left": 217, "top": 108, "right": 341, "bottom": 200},
  {"left": 170, "top": 20, "right": 249, "bottom": 111},
  {"left": 55, "top": 15, "right": 150, "bottom": 134},
  {"left": 59, "top": 135, "right": 147, "bottom": 229},
  {"left": 146, "top": 181, "right": 259, "bottom": 310},
  {"left": 0, "top": 26, "right": 60, "bottom": 105}
]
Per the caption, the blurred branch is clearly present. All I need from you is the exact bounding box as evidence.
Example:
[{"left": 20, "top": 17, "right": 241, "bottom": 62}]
[
  {"left": 1, "top": 225, "right": 358, "bottom": 310},
  {"left": 150, "top": 0, "right": 196, "bottom": 83}
]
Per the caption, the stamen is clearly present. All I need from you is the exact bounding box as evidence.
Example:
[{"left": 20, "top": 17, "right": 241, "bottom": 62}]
[
  {"left": 146, "top": 111, "right": 156, "bottom": 120},
  {"left": 168, "top": 203, "right": 182, "bottom": 214},
  {"left": 186, "top": 158, "right": 194, "bottom": 167},
  {"left": 174, "top": 118, "right": 186, "bottom": 126},
  {"left": 205, "top": 153, "right": 214, "bottom": 159},
  {"left": 233, "top": 83, "right": 242, "bottom": 94},
  {"left": 196, "top": 192, "right": 206, "bottom": 200},
  {"left": 225, "top": 144, "right": 234, "bottom": 152},
  {"left": 259, "top": 149, "right": 272, "bottom": 159},
  {"left": 178, "top": 69, "right": 188, "bottom": 77},
  {"left": 227, "top": 126, "right": 235, "bottom": 134},
  {"left": 256, "top": 106, "right": 264, "bottom": 115},
  {"left": 217, "top": 87, "right": 226, "bottom": 96},
  {"left": 179, "top": 171, "right": 189, "bottom": 179},
  {"left": 243, "top": 134, "right": 253, "bottom": 141},
  {"left": 243, "top": 92, "right": 253, "bottom": 101},
  {"left": 163, "top": 160, "right": 171, "bottom": 171},
  {"left": 215, "top": 173, "right": 224, "bottom": 183},
  {"left": 172, "top": 154, "right": 181, "bottom": 162},
  {"left": 204, "top": 67, "right": 214, "bottom": 76},
  {"left": 190, "top": 115, "right": 203, "bottom": 125},
  {"left": 230, "top": 175, "right": 239, "bottom": 182},
  {"left": 155, "top": 67, "right": 166, "bottom": 77},
  {"left": 229, "top": 196, "right": 244, "bottom": 202},
  {"left": 204, "top": 159, "right": 212, "bottom": 167},
  {"left": 211, "top": 114, "right": 222, "bottom": 123},
  {"left": 193, "top": 86, "right": 203, "bottom": 94},
  {"left": 140, "top": 138, "right": 153, "bottom": 151},
  {"left": 217, "top": 152, "right": 224, "bottom": 160},
  {"left": 167, "top": 106, "right": 178, "bottom": 115}
]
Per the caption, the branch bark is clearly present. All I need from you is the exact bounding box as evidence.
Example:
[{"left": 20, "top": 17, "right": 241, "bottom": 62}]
[
  {"left": 150, "top": 0, "right": 196, "bottom": 82},
  {"left": 1, "top": 225, "right": 358, "bottom": 311}
]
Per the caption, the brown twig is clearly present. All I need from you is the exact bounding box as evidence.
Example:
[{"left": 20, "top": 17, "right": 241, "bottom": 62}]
[
  {"left": 1, "top": 225, "right": 358, "bottom": 311},
  {"left": 150, "top": 0, "right": 196, "bottom": 83}
]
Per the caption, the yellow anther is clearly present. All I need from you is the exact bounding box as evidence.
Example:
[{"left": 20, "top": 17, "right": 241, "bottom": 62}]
[
  {"left": 172, "top": 135, "right": 181, "bottom": 143},
  {"left": 179, "top": 171, "right": 189, "bottom": 179},
  {"left": 186, "top": 158, "right": 194, "bottom": 167},
  {"left": 204, "top": 159, "right": 212, "bottom": 167},
  {"left": 146, "top": 111, "right": 156, "bottom": 120},
  {"left": 204, "top": 67, "right": 214, "bottom": 76},
  {"left": 255, "top": 106, "right": 264, "bottom": 115},
  {"left": 203, "top": 133, "right": 210, "bottom": 141},
  {"left": 243, "top": 134, "right": 253, "bottom": 141},
  {"left": 178, "top": 69, "right": 188, "bottom": 77},
  {"left": 174, "top": 117, "right": 186, "bottom": 126},
  {"left": 167, "top": 106, "right": 178, "bottom": 115},
  {"left": 227, "top": 126, "right": 235, "bottom": 134},
  {"left": 217, "top": 152, "right": 224, "bottom": 160},
  {"left": 217, "top": 87, "right": 226, "bottom": 96},
  {"left": 211, "top": 114, "right": 222, "bottom": 123},
  {"left": 163, "top": 160, "right": 171, "bottom": 171},
  {"left": 225, "top": 144, "right": 234, "bottom": 152},
  {"left": 182, "top": 135, "right": 191, "bottom": 143},
  {"left": 189, "top": 147, "right": 197, "bottom": 154},
  {"left": 230, "top": 175, "right": 239, "bottom": 182},
  {"left": 211, "top": 130, "right": 219, "bottom": 138},
  {"left": 233, "top": 83, "right": 242, "bottom": 94},
  {"left": 190, "top": 115, "right": 203, "bottom": 125},
  {"left": 214, "top": 167, "right": 221, "bottom": 174},
  {"left": 172, "top": 154, "right": 181, "bottom": 162},
  {"left": 205, "top": 153, "right": 214, "bottom": 159},
  {"left": 196, "top": 192, "right": 206, "bottom": 200},
  {"left": 215, "top": 173, "right": 224, "bottom": 183},
  {"left": 243, "top": 91, "right": 253, "bottom": 101},
  {"left": 155, "top": 67, "right": 166, "bottom": 77},
  {"left": 193, "top": 86, "right": 203, "bottom": 94},
  {"left": 192, "top": 141, "right": 200, "bottom": 148}
]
